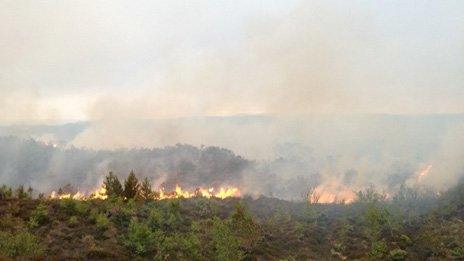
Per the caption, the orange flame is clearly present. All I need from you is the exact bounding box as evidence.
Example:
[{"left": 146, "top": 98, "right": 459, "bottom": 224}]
[
  {"left": 49, "top": 184, "right": 239, "bottom": 200},
  {"left": 309, "top": 184, "right": 357, "bottom": 204}
]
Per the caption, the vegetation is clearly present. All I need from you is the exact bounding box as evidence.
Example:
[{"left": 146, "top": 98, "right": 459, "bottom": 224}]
[{"left": 0, "top": 173, "right": 463, "bottom": 260}]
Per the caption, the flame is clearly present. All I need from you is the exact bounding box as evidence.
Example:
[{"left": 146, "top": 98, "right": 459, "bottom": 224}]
[
  {"left": 157, "top": 185, "right": 240, "bottom": 200},
  {"left": 309, "top": 184, "right": 357, "bottom": 204},
  {"left": 417, "top": 165, "right": 432, "bottom": 182},
  {"left": 48, "top": 184, "right": 239, "bottom": 201},
  {"left": 90, "top": 187, "right": 108, "bottom": 200},
  {"left": 406, "top": 164, "right": 433, "bottom": 186}
]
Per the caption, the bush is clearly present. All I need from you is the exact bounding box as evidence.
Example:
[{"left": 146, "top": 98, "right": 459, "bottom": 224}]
[
  {"left": 157, "top": 232, "right": 202, "bottom": 260},
  {"left": 389, "top": 249, "right": 408, "bottom": 260},
  {"left": 211, "top": 217, "right": 244, "bottom": 261},
  {"left": 69, "top": 216, "right": 79, "bottom": 227},
  {"left": 0, "top": 231, "right": 44, "bottom": 258},
  {"left": 369, "top": 240, "right": 388, "bottom": 259},
  {"left": 15, "top": 185, "right": 29, "bottom": 199},
  {"left": 124, "top": 218, "right": 159, "bottom": 256},
  {"left": 95, "top": 213, "right": 110, "bottom": 231},
  {"left": 399, "top": 234, "right": 413, "bottom": 246},
  {"left": 0, "top": 185, "right": 13, "bottom": 199},
  {"left": 28, "top": 203, "right": 49, "bottom": 229}
]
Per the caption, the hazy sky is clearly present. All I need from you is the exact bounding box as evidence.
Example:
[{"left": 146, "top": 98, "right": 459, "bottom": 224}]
[{"left": 1, "top": 0, "right": 463, "bottom": 123}]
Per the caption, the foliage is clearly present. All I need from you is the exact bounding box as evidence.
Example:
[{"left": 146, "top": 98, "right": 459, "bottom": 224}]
[
  {"left": 0, "top": 181, "right": 463, "bottom": 259},
  {"left": 0, "top": 185, "right": 13, "bottom": 199},
  {"left": 389, "top": 248, "right": 408, "bottom": 260},
  {"left": 369, "top": 240, "right": 388, "bottom": 259},
  {"left": 0, "top": 231, "right": 44, "bottom": 258},
  {"left": 211, "top": 217, "right": 244, "bottom": 261},
  {"left": 124, "top": 218, "right": 159, "bottom": 256},
  {"left": 95, "top": 213, "right": 110, "bottom": 231},
  {"left": 15, "top": 185, "right": 29, "bottom": 199},
  {"left": 139, "top": 177, "right": 154, "bottom": 200},
  {"left": 28, "top": 203, "right": 49, "bottom": 228},
  {"left": 124, "top": 170, "right": 139, "bottom": 199},
  {"left": 104, "top": 171, "right": 124, "bottom": 198}
]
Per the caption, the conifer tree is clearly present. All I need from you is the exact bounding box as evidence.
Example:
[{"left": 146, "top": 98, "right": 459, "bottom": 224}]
[
  {"left": 103, "top": 171, "right": 123, "bottom": 197},
  {"left": 124, "top": 170, "right": 139, "bottom": 199},
  {"left": 140, "top": 177, "right": 153, "bottom": 200}
]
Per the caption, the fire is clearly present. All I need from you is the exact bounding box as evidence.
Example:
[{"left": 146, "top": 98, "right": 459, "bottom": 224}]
[
  {"left": 90, "top": 187, "right": 108, "bottom": 200},
  {"left": 417, "top": 165, "right": 432, "bottom": 182},
  {"left": 406, "top": 164, "right": 432, "bottom": 186},
  {"left": 158, "top": 185, "right": 240, "bottom": 200},
  {"left": 49, "top": 184, "right": 239, "bottom": 201},
  {"left": 309, "top": 183, "right": 357, "bottom": 204}
]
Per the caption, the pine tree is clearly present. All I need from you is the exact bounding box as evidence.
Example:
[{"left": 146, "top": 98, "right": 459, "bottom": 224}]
[
  {"left": 103, "top": 171, "right": 123, "bottom": 197},
  {"left": 16, "top": 185, "right": 29, "bottom": 199},
  {"left": 140, "top": 177, "right": 153, "bottom": 200},
  {"left": 124, "top": 170, "right": 139, "bottom": 199},
  {"left": 27, "top": 186, "right": 33, "bottom": 198}
]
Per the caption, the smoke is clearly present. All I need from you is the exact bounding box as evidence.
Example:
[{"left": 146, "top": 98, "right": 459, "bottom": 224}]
[{"left": 1, "top": 1, "right": 463, "bottom": 198}]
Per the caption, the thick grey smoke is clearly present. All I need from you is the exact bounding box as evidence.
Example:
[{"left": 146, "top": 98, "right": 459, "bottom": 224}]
[{"left": 1, "top": 1, "right": 463, "bottom": 198}]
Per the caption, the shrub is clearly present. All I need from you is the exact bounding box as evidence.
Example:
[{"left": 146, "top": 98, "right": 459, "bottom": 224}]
[
  {"left": 0, "top": 231, "right": 44, "bottom": 258},
  {"left": 400, "top": 234, "right": 413, "bottom": 246},
  {"left": 211, "top": 217, "right": 244, "bottom": 261},
  {"left": 389, "top": 249, "right": 408, "bottom": 260},
  {"left": 110, "top": 200, "right": 136, "bottom": 228},
  {"left": 15, "top": 185, "right": 29, "bottom": 199},
  {"left": 28, "top": 203, "right": 49, "bottom": 229},
  {"left": 95, "top": 213, "right": 110, "bottom": 231},
  {"left": 369, "top": 240, "right": 388, "bottom": 259},
  {"left": 124, "top": 218, "right": 159, "bottom": 256},
  {"left": 0, "top": 185, "right": 13, "bottom": 199},
  {"left": 60, "top": 198, "right": 79, "bottom": 215},
  {"left": 69, "top": 216, "right": 79, "bottom": 227},
  {"left": 450, "top": 247, "right": 464, "bottom": 258},
  {"left": 0, "top": 214, "right": 24, "bottom": 232},
  {"left": 75, "top": 201, "right": 89, "bottom": 216},
  {"left": 230, "top": 202, "right": 261, "bottom": 251},
  {"left": 157, "top": 232, "right": 202, "bottom": 260}
]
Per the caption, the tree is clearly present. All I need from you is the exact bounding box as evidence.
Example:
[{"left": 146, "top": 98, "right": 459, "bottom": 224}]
[
  {"left": 230, "top": 203, "right": 260, "bottom": 251},
  {"left": 0, "top": 185, "right": 12, "bottom": 200},
  {"left": 139, "top": 177, "right": 153, "bottom": 200},
  {"left": 124, "top": 171, "right": 139, "bottom": 199},
  {"left": 15, "top": 185, "right": 29, "bottom": 199},
  {"left": 211, "top": 217, "right": 244, "bottom": 261},
  {"left": 103, "top": 172, "right": 123, "bottom": 198}
]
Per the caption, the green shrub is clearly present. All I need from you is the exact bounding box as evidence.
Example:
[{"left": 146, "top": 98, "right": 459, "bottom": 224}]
[
  {"left": 60, "top": 198, "right": 79, "bottom": 215},
  {"left": 28, "top": 203, "right": 49, "bottom": 229},
  {"left": 0, "top": 231, "right": 44, "bottom": 258},
  {"left": 369, "top": 240, "right": 388, "bottom": 259},
  {"left": 15, "top": 185, "right": 30, "bottom": 199},
  {"left": 147, "top": 207, "right": 163, "bottom": 231},
  {"left": 110, "top": 201, "right": 135, "bottom": 228},
  {"left": 69, "top": 216, "right": 79, "bottom": 227},
  {"left": 124, "top": 218, "right": 159, "bottom": 256},
  {"left": 95, "top": 213, "right": 110, "bottom": 231},
  {"left": 0, "top": 185, "right": 13, "bottom": 199},
  {"left": 157, "top": 232, "right": 202, "bottom": 260},
  {"left": 75, "top": 201, "right": 89, "bottom": 216},
  {"left": 389, "top": 249, "right": 408, "bottom": 260},
  {"left": 450, "top": 247, "right": 464, "bottom": 258},
  {"left": 211, "top": 217, "right": 244, "bottom": 261},
  {"left": 399, "top": 234, "right": 413, "bottom": 246}
]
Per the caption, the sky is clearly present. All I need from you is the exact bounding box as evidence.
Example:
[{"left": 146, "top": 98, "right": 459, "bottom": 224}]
[{"left": 1, "top": 0, "right": 463, "bottom": 123}]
